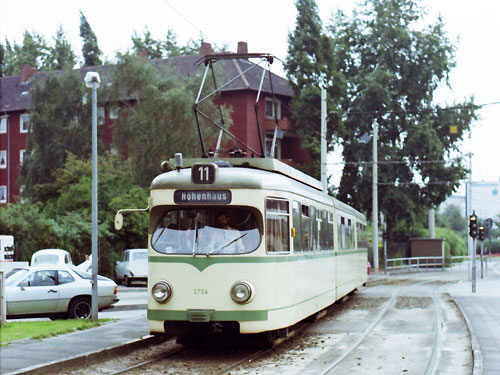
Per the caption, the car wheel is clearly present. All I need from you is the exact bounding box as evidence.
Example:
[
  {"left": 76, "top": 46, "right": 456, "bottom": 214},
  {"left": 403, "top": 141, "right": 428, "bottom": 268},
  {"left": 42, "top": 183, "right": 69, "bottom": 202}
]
[
  {"left": 124, "top": 275, "right": 131, "bottom": 287},
  {"left": 68, "top": 297, "right": 91, "bottom": 319}
]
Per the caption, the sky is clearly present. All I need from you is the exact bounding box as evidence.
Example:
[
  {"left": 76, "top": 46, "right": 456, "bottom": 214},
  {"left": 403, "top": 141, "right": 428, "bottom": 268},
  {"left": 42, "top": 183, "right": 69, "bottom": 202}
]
[{"left": 1, "top": 0, "right": 499, "bottom": 190}]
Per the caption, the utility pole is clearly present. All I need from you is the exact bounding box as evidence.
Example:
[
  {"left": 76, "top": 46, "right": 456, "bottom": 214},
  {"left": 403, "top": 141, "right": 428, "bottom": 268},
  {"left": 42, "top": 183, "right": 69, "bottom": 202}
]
[
  {"left": 469, "top": 212, "right": 477, "bottom": 293},
  {"left": 428, "top": 208, "right": 435, "bottom": 239},
  {"left": 466, "top": 153, "right": 473, "bottom": 280},
  {"left": 372, "top": 122, "right": 379, "bottom": 271},
  {"left": 320, "top": 88, "right": 327, "bottom": 192}
]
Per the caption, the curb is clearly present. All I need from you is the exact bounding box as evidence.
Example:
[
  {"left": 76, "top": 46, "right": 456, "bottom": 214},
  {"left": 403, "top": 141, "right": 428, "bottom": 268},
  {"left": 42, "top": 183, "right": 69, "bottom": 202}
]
[
  {"left": 7, "top": 334, "right": 167, "bottom": 375},
  {"left": 452, "top": 297, "right": 483, "bottom": 375},
  {"left": 109, "top": 303, "right": 147, "bottom": 312}
]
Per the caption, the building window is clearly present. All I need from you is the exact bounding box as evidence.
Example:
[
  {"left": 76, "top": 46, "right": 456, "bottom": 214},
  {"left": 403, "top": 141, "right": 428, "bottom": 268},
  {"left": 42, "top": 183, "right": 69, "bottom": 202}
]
[
  {"left": 0, "top": 150, "right": 6, "bottom": 169},
  {"left": 0, "top": 186, "right": 6, "bottom": 203},
  {"left": 265, "top": 98, "right": 281, "bottom": 120},
  {"left": 98, "top": 107, "right": 105, "bottom": 125},
  {"left": 20, "top": 149, "right": 29, "bottom": 165},
  {"left": 20, "top": 114, "right": 30, "bottom": 133},
  {"left": 0, "top": 117, "right": 6, "bottom": 134},
  {"left": 109, "top": 106, "right": 119, "bottom": 120},
  {"left": 265, "top": 136, "right": 281, "bottom": 159}
]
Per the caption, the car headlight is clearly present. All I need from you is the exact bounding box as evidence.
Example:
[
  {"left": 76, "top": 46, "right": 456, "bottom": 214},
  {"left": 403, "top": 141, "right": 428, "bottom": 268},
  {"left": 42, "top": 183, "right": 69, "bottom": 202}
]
[
  {"left": 152, "top": 281, "right": 173, "bottom": 303},
  {"left": 230, "top": 281, "right": 255, "bottom": 304}
]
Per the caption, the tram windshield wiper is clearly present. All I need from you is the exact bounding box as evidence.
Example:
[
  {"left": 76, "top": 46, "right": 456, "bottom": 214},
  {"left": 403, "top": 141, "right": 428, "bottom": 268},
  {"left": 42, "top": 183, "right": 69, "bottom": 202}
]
[
  {"left": 206, "top": 233, "right": 247, "bottom": 256},
  {"left": 192, "top": 220, "right": 199, "bottom": 256}
]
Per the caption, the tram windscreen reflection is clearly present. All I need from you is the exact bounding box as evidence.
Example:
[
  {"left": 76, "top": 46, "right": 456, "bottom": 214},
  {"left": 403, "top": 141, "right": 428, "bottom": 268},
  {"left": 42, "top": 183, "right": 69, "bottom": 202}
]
[{"left": 152, "top": 208, "right": 261, "bottom": 255}]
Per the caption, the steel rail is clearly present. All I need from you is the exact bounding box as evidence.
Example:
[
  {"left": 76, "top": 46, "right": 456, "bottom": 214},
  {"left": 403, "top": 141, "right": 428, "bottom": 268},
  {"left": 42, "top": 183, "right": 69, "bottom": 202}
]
[
  {"left": 424, "top": 284, "right": 446, "bottom": 375},
  {"left": 108, "top": 346, "right": 189, "bottom": 375}
]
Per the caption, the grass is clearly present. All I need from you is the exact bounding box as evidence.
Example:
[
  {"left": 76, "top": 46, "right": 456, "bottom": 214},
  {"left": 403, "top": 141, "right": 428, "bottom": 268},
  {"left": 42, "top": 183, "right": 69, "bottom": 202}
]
[{"left": 0, "top": 319, "right": 113, "bottom": 346}]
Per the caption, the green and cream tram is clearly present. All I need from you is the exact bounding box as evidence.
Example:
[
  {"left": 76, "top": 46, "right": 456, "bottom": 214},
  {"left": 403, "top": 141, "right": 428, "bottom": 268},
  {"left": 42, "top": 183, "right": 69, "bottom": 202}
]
[{"left": 146, "top": 156, "right": 368, "bottom": 338}]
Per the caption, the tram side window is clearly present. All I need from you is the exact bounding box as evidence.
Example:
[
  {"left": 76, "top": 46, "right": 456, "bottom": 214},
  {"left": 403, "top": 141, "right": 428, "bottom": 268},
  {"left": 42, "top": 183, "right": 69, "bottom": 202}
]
[
  {"left": 338, "top": 216, "right": 346, "bottom": 250},
  {"left": 319, "top": 210, "right": 328, "bottom": 249},
  {"left": 266, "top": 199, "right": 290, "bottom": 253},
  {"left": 301, "top": 204, "right": 311, "bottom": 251},
  {"left": 310, "top": 207, "right": 318, "bottom": 250},
  {"left": 327, "top": 212, "right": 334, "bottom": 249},
  {"left": 292, "top": 201, "right": 302, "bottom": 252},
  {"left": 347, "top": 219, "right": 353, "bottom": 249},
  {"left": 357, "top": 223, "right": 368, "bottom": 248}
]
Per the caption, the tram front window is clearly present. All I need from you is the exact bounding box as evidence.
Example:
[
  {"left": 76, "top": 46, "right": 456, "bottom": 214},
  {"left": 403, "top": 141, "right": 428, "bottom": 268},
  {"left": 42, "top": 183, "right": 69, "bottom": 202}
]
[{"left": 152, "top": 208, "right": 261, "bottom": 255}]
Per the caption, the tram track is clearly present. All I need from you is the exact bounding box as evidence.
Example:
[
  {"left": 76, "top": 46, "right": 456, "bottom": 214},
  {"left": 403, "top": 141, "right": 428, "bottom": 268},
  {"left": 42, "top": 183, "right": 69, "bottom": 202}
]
[{"left": 310, "top": 280, "right": 465, "bottom": 375}]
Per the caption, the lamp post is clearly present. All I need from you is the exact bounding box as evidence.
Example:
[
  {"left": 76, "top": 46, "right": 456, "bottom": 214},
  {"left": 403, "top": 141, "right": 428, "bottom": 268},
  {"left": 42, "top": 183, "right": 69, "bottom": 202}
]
[
  {"left": 372, "top": 122, "right": 379, "bottom": 271},
  {"left": 84, "top": 72, "right": 100, "bottom": 321}
]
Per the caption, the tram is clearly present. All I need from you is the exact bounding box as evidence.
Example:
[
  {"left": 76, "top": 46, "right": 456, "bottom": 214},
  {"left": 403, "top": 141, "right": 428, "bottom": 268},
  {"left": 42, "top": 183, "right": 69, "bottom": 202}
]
[{"left": 144, "top": 154, "right": 368, "bottom": 339}]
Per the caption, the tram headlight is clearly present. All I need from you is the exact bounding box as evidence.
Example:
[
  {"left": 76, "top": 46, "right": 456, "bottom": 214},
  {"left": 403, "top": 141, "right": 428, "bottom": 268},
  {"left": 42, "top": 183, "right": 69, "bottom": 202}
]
[
  {"left": 230, "top": 281, "right": 255, "bottom": 304},
  {"left": 152, "top": 281, "right": 173, "bottom": 303}
]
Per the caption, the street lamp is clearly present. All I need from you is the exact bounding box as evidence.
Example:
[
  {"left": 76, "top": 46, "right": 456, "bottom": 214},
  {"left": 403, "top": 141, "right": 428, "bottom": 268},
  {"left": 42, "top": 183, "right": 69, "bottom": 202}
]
[
  {"left": 372, "top": 122, "right": 379, "bottom": 271},
  {"left": 84, "top": 71, "right": 100, "bottom": 321}
]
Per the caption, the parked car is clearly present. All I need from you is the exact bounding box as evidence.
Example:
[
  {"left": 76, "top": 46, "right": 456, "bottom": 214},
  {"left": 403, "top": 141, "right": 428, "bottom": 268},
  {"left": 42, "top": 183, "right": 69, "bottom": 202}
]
[
  {"left": 31, "top": 249, "right": 73, "bottom": 267},
  {"left": 115, "top": 248, "right": 148, "bottom": 287},
  {"left": 5, "top": 264, "right": 118, "bottom": 319}
]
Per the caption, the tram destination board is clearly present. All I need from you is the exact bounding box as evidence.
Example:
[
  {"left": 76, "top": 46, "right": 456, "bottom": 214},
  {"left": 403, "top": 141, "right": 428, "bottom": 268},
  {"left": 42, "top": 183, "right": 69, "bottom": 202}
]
[{"left": 174, "top": 190, "right": 231, "bottom": 204}]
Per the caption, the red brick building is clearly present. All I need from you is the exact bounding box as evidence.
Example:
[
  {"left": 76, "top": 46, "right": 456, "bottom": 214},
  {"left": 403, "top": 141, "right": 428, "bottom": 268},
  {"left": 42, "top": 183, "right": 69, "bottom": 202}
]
[{"left": 0, "top": 42, "right": 310, "bottom": 204}]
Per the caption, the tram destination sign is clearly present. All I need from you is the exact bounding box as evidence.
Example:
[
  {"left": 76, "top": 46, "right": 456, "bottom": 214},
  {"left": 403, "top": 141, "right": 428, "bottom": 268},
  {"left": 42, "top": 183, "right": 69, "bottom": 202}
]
[{"left": 174, "top": 190, "right": 232, "bottom": 204}]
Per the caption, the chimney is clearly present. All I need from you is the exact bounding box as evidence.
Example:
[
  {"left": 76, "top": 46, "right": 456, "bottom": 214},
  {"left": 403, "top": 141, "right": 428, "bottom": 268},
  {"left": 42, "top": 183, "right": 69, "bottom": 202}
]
[
  {"left": 237, "top": 41, "right": 248, "bottom": 54},
  {"left": 20, "top": 65, "right": 37, "bottom": 83},
  {"left": 199, "top": 42, "right": 213, "bottom": 57}
]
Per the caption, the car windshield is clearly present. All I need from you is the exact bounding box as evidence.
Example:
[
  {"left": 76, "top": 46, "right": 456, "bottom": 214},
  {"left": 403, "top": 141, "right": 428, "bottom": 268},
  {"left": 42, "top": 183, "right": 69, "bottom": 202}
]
[
  {"left": 6, "top": 269, "right": 29, "bottom": 286},
  {"left": 152, "top": 207, "right": 261, "bottom": 255},
  {"left": 5, "top": 268, "right": 23, "bottom": 278}
]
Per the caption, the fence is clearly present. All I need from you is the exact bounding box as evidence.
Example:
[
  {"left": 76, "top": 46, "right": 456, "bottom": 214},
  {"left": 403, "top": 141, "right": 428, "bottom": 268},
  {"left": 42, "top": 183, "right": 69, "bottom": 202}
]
[
  {"left": 385, "top": 256, "right": 445, "bottom": 273},
  {"left": 384, "top": 254, "right": 489, "bottom": 274}
]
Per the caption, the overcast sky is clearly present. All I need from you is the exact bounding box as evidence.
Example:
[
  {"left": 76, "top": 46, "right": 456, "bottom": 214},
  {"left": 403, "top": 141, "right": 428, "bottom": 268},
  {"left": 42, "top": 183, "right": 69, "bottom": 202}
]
[{"left": 1, "top": 0, "right": 499, "bottom": 189}]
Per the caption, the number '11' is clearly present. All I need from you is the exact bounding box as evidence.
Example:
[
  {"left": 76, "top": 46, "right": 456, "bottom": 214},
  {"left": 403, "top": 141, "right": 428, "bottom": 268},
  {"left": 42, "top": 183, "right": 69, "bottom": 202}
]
[{"left": 199, "top": 166, "right": 210, "bottom": 181}]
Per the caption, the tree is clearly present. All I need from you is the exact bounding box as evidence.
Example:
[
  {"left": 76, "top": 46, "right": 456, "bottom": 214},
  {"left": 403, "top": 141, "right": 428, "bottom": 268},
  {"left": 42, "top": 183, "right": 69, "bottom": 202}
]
[
  {"left": 0, "top": 202, "right": 58, "bottom": 262},
  {"left": 285, "top": 0, "right": 344, "bottom": 178},
  {"left": 43, "top": 153, "right": 149, "bottom": 274},
  {"left": 1, "top": 31, "right": 50, "bottom": 76},
  {"left": 131, "top": 28, "right": 201, "bottom": 59},
  {"left": 437, "top": 204, "right": 466, "bottom": 233},
  {"left": 326, "top": 0, "right": 477, "bottom": 242},
  {"left": 105, "top": 53, "right": 224, "bottom": 186},
  {"left": 0, "top": 43, "right": 4, "bottom": 76},
  {"left": 20, "top": 69, "right": 92, "bottom": 198},
  {"left": 4, "top": 153, "right": 149, "bottom": 276},
  {"left": 48, "top": 26, "right": 76, "bottom": 70},
  {"left": 80, "top": 11, "right": 102, "bottom": 66}
]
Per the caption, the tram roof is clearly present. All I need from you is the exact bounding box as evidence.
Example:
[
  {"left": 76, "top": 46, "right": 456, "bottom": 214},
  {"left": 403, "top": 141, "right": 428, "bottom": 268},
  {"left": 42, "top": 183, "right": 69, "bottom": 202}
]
[{"left": 151, "top": 157, "right": 366, "bottom": 221}]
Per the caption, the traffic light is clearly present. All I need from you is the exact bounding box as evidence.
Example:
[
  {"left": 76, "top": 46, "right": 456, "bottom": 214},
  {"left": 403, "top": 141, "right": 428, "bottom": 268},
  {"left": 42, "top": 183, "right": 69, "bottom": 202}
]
[
  {"left": 469, "top": 213, "right": 478, "bottom": 239},
  {"left": 478, "top": 226, "right": 485, "bottom": 241}
]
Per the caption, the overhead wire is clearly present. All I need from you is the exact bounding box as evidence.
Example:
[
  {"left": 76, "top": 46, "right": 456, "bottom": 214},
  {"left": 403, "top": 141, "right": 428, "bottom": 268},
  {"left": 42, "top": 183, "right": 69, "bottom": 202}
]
[{"left": 159, "top": 0, "right": 208, "bottom": 41}]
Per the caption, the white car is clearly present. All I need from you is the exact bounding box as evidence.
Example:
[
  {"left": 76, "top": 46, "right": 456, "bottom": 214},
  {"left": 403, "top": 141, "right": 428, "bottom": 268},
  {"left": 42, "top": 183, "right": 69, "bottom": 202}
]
[
  {"left": 115, "top": 248, "right": 148, "bottom": 287},
  {"left": 31, "top": 249, "right": 73, "bottom": 267},
  {"left": 5, "top": 265, "right": 118, "bottom": 319}
]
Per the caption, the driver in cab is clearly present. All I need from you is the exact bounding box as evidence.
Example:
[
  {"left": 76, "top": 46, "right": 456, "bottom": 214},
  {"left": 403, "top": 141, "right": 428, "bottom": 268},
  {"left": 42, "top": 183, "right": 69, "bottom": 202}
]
[{"left": 209, "top": 211, "right": 245, "bottom": 254}]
